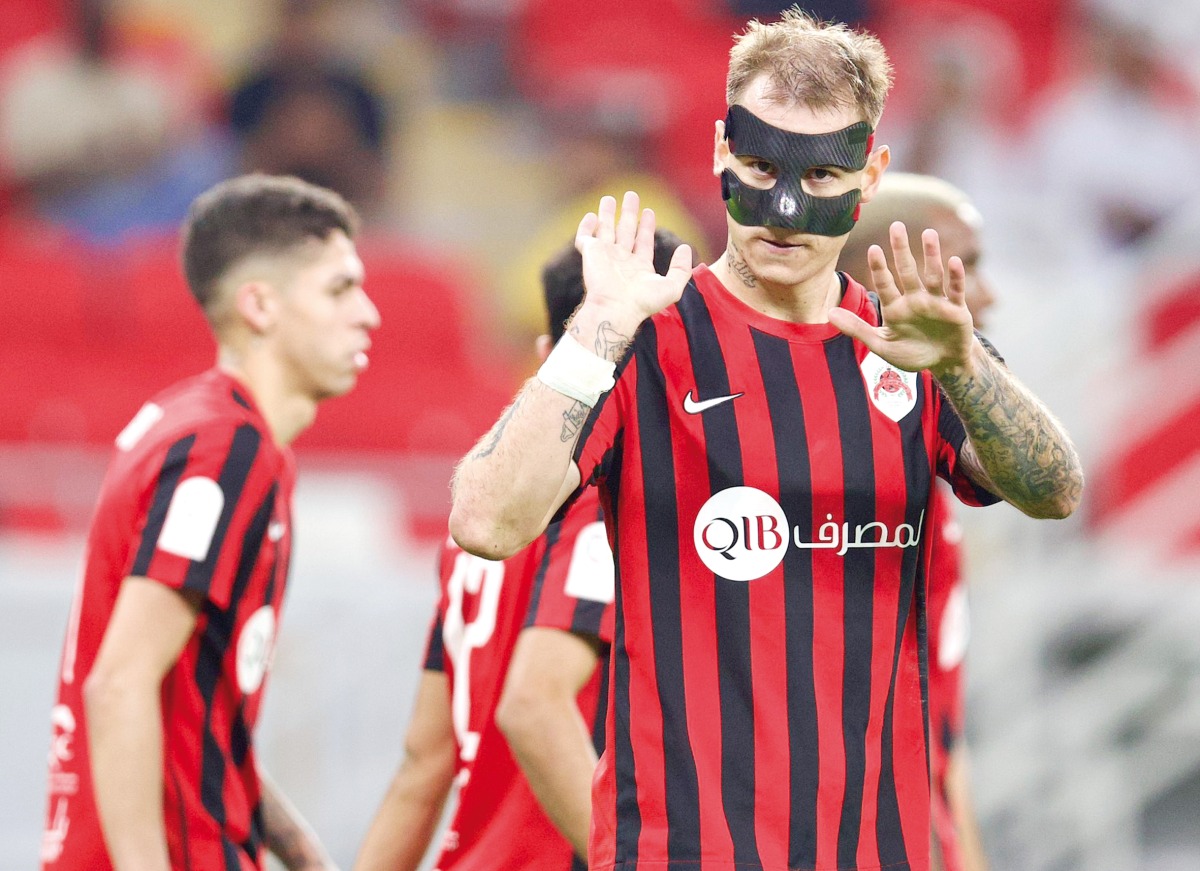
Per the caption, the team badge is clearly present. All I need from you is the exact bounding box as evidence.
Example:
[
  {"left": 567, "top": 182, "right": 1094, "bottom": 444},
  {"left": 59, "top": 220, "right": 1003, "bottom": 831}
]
[{"left": 860, "top": 352, "right": 918, "bottom": 422}]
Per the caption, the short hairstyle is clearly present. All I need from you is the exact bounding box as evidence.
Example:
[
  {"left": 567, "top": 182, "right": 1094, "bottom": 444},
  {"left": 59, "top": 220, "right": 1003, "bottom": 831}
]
[
  {"left": 181, "top": 173, "right": 359, "bottom": 318},
  {"left": 839, "top": 172, "right": 978, "bottom": 283},
  {"left": 726, "top": 8, "right": 893, "bottom": 127},
  {"left": 541, "top": 229, "right": 692, "bottom": 343}
]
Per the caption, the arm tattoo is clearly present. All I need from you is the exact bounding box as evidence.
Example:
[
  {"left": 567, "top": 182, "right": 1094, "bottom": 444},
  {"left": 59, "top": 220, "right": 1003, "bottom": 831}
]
[
  {"left": 571, "top": 321, "right": 633, "bottom": 363},
  {"left": 561, "top": 400, "right": 589, "bottom": 444},
  {"left": 470, "top": 392, "right": 525, "bottom": 460},
  {"left": 937, "top": 351, "right": 1084, "bottom": 518},
  {"left": 727, "top": 245, "right": 757, "bottom": 289}
]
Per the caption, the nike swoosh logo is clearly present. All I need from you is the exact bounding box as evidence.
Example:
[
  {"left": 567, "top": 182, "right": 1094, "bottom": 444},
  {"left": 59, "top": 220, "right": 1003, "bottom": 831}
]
[{"left": 683, "top": 391, "right": 744, "bottom": 414}]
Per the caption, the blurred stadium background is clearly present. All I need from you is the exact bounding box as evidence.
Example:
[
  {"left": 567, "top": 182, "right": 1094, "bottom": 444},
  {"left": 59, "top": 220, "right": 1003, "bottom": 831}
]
[{"left": 2, "top": 0, "right": 1199, "bottom": 869}]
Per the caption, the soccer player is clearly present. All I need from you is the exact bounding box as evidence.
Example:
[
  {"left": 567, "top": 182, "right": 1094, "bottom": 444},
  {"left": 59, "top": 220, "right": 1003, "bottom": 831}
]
[
  {"left": 840, "top": 172, "right": 996, "bottom": 871},
  {"left": 39, "top": 174, "right": 380, "bottom": 871},
  {"left": 449, "top": 11, "right": 1083, "bottom": 871},
  {"left": 353, "top": 231, "right": 690, "bottom": 871}
]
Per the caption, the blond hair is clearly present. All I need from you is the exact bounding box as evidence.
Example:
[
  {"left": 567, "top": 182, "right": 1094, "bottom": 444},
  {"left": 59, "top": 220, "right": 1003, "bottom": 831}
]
[
  {"left": 727, "top": 9, "right": 893, "bottom": 127},
  {"left": 839, "top": 173, "right": 980, "bottom": 283}
]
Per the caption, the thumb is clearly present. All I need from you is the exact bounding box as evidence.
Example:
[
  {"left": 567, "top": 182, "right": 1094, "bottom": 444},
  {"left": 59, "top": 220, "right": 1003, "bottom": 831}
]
[
  {"left": 827, "top": 308, "right": 879, "bottom": 351},
  {"left": 666, "top": 244, "right": 693, "bottom": 281},
  {"left": 663, "top": 244, "right": 694, "bottom": 297}
]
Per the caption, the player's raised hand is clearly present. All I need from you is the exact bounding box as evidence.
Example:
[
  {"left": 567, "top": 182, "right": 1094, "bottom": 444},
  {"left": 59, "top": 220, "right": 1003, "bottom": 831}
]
[
  {"left": 575, "top": 192, "right": 693, "bottom": 326},
  {"left": 828, "top": 221, "right": 976, "bottom": 375}
]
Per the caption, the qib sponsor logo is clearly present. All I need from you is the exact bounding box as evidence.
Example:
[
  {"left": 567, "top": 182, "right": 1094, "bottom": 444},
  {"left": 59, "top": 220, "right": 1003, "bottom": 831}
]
[{"left": 694, "top": 487, "right": 926, "bottom": 581}]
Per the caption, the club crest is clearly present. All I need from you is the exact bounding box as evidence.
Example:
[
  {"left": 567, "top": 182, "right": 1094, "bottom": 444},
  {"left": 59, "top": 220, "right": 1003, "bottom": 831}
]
[{"left": 860, "top": 352, "right": 918, "bottom": 421}]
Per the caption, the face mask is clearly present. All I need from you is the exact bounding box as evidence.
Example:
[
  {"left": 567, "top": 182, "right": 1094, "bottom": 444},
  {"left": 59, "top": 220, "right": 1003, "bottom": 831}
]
[{"left": 720, "top": 104, "right": 873, "bottom": 236}]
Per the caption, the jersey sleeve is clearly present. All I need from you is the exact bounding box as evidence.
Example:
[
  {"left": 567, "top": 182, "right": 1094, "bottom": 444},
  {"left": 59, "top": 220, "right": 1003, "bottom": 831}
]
[
  {"left": 524, "top": 493, "right": 615, "bottom": 646},
  {"left": 423, "top": 541, "right": 455, "bottom": 672},
  {"left": 125, "top": 421, "right": 278, "bottom": 610}
]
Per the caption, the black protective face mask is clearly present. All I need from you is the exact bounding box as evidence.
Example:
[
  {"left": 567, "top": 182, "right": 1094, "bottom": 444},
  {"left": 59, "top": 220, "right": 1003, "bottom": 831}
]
[{"left": 720, "top": 104, "right": 873, "bottom": 236}]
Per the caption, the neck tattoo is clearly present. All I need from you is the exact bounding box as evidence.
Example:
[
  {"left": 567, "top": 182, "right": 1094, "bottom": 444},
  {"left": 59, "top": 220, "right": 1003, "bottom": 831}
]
[{"left": 727, "top": 246, "right": 757, "bottom": 288}]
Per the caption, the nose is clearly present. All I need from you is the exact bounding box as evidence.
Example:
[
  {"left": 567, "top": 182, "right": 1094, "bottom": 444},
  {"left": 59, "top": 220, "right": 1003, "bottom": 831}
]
[{"left": 357, "top": 287, "right": 381, "bottom": 330}]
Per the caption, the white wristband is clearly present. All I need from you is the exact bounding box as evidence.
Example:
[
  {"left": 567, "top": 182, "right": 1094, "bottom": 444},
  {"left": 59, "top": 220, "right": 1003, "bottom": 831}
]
[{"left": 536, "top": 334, "right": 617, "bottom": 406}]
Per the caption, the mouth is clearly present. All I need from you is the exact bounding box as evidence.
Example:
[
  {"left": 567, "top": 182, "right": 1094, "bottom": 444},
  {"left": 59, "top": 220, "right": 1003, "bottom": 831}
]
[{"left": 758, "top": 235, "right": 806, "bottom": 251}]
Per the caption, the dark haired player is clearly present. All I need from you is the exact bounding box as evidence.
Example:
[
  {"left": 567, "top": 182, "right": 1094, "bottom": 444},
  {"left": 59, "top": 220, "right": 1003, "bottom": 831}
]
[
  {"left": 354, "top": 230, "right": 691, "bottom": 871},
  {"left": 450, "top": 11, "right": 1082, "bottom": 871},
  {"left": 40, "top": 174, "right": 380, "bottom": 871}
]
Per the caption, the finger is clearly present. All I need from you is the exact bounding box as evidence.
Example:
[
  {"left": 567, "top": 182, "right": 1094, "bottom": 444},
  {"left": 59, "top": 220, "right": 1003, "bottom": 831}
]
[
  {"left": 866, "top": 243, "right": 901, "bottom": 305},
  {"left": 597, "top": 196, "right": 617, "bottom": 244},
  {"left": 662, "top": 244, "right": 694, "bottom": 302},
  {"left": 616, "top": 191, "right": 641, "bottom": 250},
  {"left": 945, "top": 256, "right": 967, "bottom": 307},
  {"left": 633, "top": 208, "right": 656, "bottom": 261},
  {"left": 888, "top": 221, "right": 923, "bottom": 293},
  {"left": 921, "top": 229, "right": 944, "bottom": 294},
  {"left": 827, "top": 308, "right": 883, "bottom": 353},
  {"left": 575, "top": 212, "right": 599, "bottom": 253}
]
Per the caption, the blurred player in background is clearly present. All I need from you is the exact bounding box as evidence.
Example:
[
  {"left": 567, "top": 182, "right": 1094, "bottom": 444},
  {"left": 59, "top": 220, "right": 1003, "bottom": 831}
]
[
  {"left": 40, "top": 174, "right": 380, "bottom": 871},
  {"left": 353, "top": 231, "right": 691, "bottom": 871},
  {"left": 839, "top": 171, "right": 995, "bottom": 871}
]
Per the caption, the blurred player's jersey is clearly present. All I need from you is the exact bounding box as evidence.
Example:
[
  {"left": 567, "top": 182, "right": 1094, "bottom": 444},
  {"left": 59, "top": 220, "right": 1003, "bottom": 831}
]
[
  {"left": 926, "top": 482, "right": 969, "bottom": 871},
  {"left": 429, "top": 489, "right": 614, "bottom": 871},
  {"left": 572, "top": 267, "right": 1000, "bottom": 871},
  {"left": 41, "top": 369, "right": 295, "bottom": 871}
]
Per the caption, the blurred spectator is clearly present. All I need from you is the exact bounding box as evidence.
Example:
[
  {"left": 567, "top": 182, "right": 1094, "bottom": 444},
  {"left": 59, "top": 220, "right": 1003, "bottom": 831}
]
[
  {"left": 229, "top": 0, "right": 391, "bottom": 220},
  {"left": 724, "top": 0, "right": 873, "bottom": 28},
  {"left": 871, "top": 4, "right": 1026, "bottom": 236},
  {"left": 498, "top": 112, "right": 708, "bottom": 349},
  {"left": 1023, "top": 6, "right": 1200, "bottom": 264},
  {"left": 0, "top": 0, "right": 233, "bottom": 243}
]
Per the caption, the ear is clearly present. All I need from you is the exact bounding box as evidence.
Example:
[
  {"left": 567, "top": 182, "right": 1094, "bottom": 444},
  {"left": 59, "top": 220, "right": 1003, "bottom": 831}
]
[
  {"left": 713, "top": 118, "right": 729, "bottom": 178},
  {"left": 857, "top": 144, "right": 890, "bottom": 204},
  {"left": 535, "top": 334, "right": 553, "bottom": 364},
  {"left": 232, "top": 281, "right": 279, "bottom": 334}
]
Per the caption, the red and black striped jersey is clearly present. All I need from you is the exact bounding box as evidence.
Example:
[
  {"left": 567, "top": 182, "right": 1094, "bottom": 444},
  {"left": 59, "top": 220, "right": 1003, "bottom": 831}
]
[
  {"left": 573, "top": 266, "right": 998, "bottom": 871},
  {"left": 428, "top": 488, "right": 614, "bottom": 871},
  {"left": 926, "top": 483, "right": 969, "bottom": 871},
  {"left": 41, "top": 369, "right": 295, "bottom": 871}
]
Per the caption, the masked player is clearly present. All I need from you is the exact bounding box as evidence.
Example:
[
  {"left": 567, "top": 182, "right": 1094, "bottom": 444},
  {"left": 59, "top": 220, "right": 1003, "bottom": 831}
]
[{"left": 450, "top": 11, "right": 1082, "bottom": 871}]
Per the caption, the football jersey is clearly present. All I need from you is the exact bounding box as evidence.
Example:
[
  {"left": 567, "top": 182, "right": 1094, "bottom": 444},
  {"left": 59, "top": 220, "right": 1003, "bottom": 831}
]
[
  {"left": 572, "top": 266, "right": 999, "bottom": 871},
  {"left": 926, "top": 483, "right": 969, "bottom": 871},
  {"left": 429, "top": 488, "right": 615, "bottom": 871},
  {"left": 41, "top": 369, "right": 295, "bottom": 871}
]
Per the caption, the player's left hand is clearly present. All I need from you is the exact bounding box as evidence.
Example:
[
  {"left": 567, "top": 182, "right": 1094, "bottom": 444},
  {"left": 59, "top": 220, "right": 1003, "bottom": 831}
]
[{"left": 828, "top": 221, "right": 976, "bottom": 376}]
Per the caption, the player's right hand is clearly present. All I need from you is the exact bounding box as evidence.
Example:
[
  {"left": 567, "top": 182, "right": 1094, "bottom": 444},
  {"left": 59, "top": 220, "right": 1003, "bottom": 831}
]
[{"left": 575, "top": 192, "right": 693, "bottom": 328}]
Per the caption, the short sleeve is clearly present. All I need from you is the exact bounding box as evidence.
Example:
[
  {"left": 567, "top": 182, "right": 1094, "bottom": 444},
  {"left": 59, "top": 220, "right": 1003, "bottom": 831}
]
[
  {"left": 524, "top": 492, "right": 614, "bottom": 646},
  {"left": 423, "top": 605, "right": 447, "bottom": 672},
  {"left": 423, "top": 540, "right": 456, "bottom": 672},
  {"left": 126, "top": 422, "right": 278, "bottom": 610}
]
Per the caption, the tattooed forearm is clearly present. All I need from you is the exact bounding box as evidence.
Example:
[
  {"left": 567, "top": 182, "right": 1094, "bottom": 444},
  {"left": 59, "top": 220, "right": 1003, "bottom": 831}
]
[
  {"left": 936, "top": 350, "right": 1084, "bottom": 519},
  {"left": 570, "top": 320, "right": 633, "bottom": 363},
  {"left": 561, "top": 400, "right": 589, "bottom": 443},
  {"left": 470, "top": 392, "right": 525, "bottom": 460},
  {"left": 727, "top": 245, "right": 757, "bottom": 288}
]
